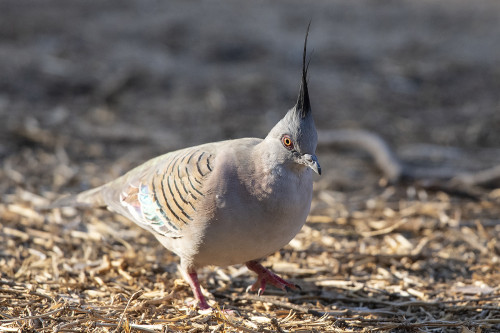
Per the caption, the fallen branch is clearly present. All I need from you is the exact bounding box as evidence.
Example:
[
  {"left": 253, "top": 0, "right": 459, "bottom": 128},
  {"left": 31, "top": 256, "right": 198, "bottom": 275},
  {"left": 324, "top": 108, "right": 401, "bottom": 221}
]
[
  {"left": 453, "top": 164, "right": 500, "bottom": 187},
  {"left": 318, "top": 129, "right": 402, "bottom": 183},
  {"left": 318, "top": 128, "right": 500, "bottom": 191}
]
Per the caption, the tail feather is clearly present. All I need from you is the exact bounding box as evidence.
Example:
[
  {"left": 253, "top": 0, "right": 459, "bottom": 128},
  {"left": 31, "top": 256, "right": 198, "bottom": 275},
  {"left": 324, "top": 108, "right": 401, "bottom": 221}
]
[{"left": 48, "top": 186, "right": 107, "bottom": 209}]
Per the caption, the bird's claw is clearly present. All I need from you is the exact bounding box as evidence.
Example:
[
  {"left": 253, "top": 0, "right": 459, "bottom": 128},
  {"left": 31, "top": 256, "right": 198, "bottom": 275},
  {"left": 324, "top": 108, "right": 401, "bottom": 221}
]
[
  {"left": 245, "top": 261, "right": 300, "bottom": 296},
  {"left": 284, "top": 283, "right": 302, "bottom": 293}
]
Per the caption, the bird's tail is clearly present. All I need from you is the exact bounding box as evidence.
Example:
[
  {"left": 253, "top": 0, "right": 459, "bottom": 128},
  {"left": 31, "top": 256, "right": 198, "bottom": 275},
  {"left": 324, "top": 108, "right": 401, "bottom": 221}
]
[{"left": 48, "top": 185, "right": 107, "bottom": 209}]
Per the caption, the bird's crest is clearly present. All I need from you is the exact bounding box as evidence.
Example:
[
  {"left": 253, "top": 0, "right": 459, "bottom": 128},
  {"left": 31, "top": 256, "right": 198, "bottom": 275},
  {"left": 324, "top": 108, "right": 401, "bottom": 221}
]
[{"left": 295, "top": 22, "right": 311, "bottom": 119}]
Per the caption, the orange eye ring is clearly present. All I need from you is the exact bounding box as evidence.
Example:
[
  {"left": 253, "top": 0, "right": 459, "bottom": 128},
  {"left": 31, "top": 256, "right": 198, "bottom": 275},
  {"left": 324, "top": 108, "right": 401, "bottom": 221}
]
[{"left": 281, "top": 135, "right": 294, "bottom": 150}]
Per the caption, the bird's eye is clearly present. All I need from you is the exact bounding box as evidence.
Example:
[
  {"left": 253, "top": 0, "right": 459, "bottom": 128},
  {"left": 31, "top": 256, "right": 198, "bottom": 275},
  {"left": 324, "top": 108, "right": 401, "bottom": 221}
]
[{"left": 281, "top": 135, "right": 294, "bottom": 150}]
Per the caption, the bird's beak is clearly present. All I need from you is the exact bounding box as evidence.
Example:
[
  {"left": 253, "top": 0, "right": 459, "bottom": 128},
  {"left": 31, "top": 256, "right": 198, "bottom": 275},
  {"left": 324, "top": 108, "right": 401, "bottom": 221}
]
[{"left": 302, "top": 154, "right": 321, "bottom": 175}]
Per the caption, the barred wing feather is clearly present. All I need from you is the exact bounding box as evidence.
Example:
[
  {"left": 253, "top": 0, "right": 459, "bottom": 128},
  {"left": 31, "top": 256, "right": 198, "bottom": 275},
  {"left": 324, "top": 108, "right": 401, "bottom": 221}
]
[{"left": 116, "top": 147, "right": 215, "bottom": 239}]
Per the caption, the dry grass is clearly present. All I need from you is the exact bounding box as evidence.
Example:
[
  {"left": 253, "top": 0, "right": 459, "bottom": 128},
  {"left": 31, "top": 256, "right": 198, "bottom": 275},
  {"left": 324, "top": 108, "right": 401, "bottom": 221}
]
[{"left": 1, "top": 146, "right": 499, "bottom": 332}]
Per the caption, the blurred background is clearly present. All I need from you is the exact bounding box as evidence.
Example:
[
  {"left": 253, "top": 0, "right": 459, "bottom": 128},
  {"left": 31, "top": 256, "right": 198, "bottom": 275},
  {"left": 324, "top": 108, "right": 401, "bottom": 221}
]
[{"left": 1, "top": 0, "right": 500, "bottom": 195}]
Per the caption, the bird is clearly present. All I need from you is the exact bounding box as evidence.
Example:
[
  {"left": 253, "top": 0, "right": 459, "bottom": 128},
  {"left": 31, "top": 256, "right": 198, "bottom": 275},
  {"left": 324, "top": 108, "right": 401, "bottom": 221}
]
[{"left": 52, "top": 26, "right": 320, "bottom": 310}]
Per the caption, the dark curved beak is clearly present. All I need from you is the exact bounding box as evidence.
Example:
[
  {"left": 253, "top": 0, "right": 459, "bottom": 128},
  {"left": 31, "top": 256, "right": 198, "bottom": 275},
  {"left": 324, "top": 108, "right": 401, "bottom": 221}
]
[{"left": 302, "top": 154, "right": 321, "bottom": 175}]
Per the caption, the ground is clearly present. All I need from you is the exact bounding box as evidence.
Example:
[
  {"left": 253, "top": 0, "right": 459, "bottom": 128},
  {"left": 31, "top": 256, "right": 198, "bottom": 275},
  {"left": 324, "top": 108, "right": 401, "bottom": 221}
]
[{"left": 1, "top": 0, "right": 500, "bottom": 332}]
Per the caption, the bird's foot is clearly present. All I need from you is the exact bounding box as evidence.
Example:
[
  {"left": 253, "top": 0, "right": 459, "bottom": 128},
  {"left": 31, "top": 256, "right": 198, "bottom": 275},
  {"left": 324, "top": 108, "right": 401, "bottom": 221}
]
[
  {"left": 185, "top": 271, "right": 210, "bottom": 310},
  {"left": 184, "top": 270, "right": 237, "bottom": 312},
  {"left": 245, "top": 260, "right": 301, "bottom": 296}
]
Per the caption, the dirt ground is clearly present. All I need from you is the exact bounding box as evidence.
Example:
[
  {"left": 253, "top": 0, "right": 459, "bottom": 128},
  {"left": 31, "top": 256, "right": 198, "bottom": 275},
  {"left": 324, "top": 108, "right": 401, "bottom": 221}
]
[{"left": 1, "top": 0, "right": 500, "bottom": 332}]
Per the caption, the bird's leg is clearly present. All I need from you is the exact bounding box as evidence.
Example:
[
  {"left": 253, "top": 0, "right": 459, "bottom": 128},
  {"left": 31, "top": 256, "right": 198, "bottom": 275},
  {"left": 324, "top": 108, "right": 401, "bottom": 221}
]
[
  {"left": 245, "top": 260, "right": 301, "bottom": 296},
  {"left": 184, "top": 270, "right": 210, "bottom": 310}
]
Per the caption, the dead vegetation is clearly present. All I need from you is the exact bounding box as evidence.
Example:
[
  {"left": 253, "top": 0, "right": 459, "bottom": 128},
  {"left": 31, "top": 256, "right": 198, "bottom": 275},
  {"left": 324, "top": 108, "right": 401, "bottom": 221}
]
[
  {"left": 2, "top": 0, "right": 500, "bottom": 332},
  {"left": 1, "top": 122, "right": 500, "bottom": 332}
]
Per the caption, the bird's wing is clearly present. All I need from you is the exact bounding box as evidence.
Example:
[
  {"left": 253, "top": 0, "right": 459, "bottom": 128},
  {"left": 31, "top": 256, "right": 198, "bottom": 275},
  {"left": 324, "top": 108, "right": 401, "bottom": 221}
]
[{"left": 105, "top": 146, "right": 216, "bottom": 239}]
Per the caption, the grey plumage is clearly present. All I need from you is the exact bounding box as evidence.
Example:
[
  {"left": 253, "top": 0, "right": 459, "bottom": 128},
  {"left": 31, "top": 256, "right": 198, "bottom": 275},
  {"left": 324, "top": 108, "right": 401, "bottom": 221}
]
[{"left": 52, "top": 26, "right": 320, "bottom": 309}]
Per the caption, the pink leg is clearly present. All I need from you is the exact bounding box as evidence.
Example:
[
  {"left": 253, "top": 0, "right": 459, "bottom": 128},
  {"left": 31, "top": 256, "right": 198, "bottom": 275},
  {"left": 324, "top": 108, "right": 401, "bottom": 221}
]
[
  {"left": 184, "top": 271, "right": 210, "bottom": 310},
  {"left": 245, "top": 260, "right": 301, "bottom": 296}
]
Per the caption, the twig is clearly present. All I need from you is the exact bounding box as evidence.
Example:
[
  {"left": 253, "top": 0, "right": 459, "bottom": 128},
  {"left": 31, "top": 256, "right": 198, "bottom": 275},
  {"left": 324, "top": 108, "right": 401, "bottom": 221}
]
[
  {"left": 0, "top": 306, "right": 66, "bottom": 323},
  {"left": 0, "top": 325, "right": 20, "bottom": 332},
  {"left": 359, "top": 218, "right": 410, "bottom": 237},
  {"left": 94, "top": 322, "right": 164, "bottom": 332},
  {"left": 116, "top": 289, "right": 144, "bottom": 332},
  {"left": 29, "top": 290, "right": 56, "bottom": 304},
  {"left": 214, "top": 315, "right": 261, "bottom": 333},
  {"left": 53, "top": 318, "right": 88, "bottom": 332},
  {"left": 129, "top": 293, "right": 175, "bottom": 312},
  {"left": 67, "top": 307, "right": 117, "bottom": 323}
]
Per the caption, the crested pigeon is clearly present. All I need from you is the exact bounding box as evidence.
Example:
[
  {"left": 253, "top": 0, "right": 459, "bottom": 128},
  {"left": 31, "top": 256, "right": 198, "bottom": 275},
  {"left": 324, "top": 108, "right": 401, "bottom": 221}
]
[{"left": 53, "top": 28, "right": 320, "bottom": 310}]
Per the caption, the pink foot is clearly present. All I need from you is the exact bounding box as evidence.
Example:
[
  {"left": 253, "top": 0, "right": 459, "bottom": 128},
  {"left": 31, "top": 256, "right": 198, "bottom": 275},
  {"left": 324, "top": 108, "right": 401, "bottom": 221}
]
[
  {"left": 245, "top": 260, "right": 301, "bottom": 296},
  {"left": 185, "top": 271, "right": 210, "bottom": 310}
]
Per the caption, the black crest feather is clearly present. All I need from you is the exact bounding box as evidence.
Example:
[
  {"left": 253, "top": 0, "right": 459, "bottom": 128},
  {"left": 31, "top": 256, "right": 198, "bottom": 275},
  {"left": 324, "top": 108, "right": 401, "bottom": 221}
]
[{"left": 296, "top": 22, "right": 311, "bottom": 118}]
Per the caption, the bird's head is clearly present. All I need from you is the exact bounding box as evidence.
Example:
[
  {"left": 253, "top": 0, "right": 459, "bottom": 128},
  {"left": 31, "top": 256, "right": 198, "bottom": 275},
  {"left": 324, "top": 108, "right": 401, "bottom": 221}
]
[{"left": 265, "top": 25, "right": 320, "bottom": 175}]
